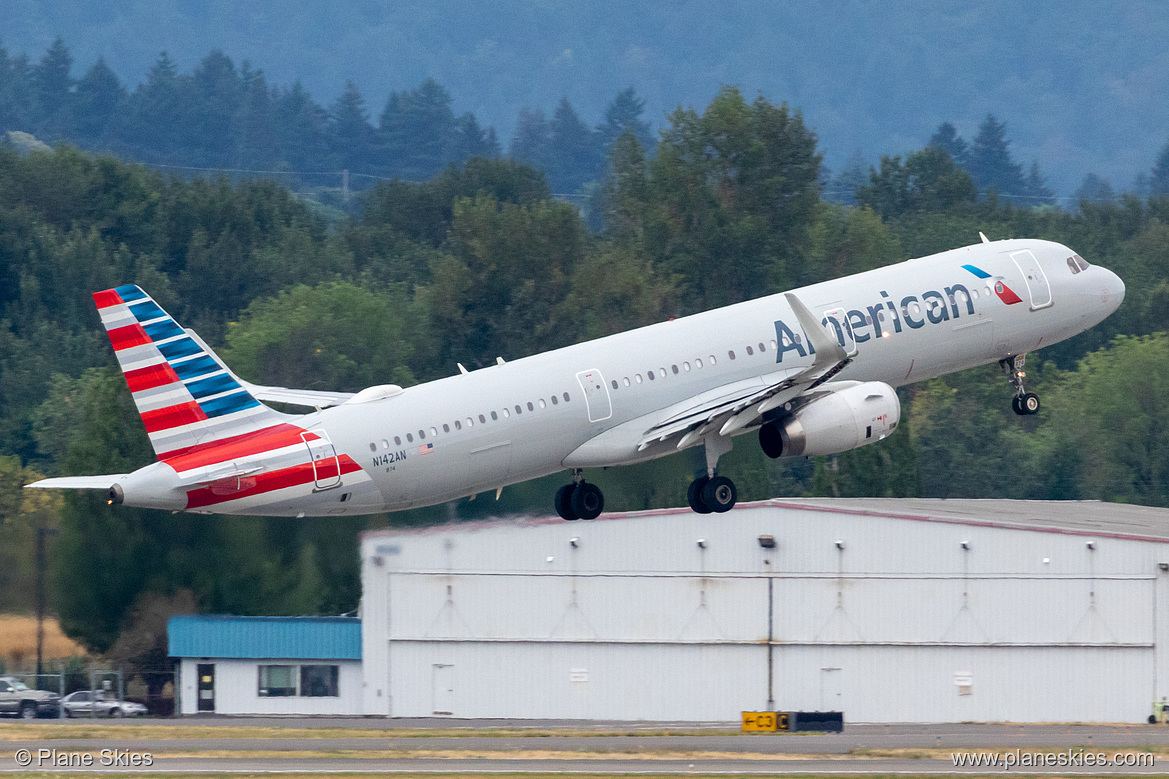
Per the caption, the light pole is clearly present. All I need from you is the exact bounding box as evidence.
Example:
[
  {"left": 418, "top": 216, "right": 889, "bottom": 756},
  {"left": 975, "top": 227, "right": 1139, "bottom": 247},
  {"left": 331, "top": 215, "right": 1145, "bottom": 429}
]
[{"left": 35, "top": 525, "right": 59, "bottom": 680}]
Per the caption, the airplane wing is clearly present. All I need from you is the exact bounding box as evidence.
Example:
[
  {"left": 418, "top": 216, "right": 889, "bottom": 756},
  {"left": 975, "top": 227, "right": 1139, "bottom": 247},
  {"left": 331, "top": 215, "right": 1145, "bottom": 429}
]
[
  {"left": 636, "top": 293, "right": 850, "bottom": 451},
  {"left": 184, "top": 329, "right": 355, "bottom": 409},
  {"left": 26, "top": 475, "right": 127, "bottom": 490}
]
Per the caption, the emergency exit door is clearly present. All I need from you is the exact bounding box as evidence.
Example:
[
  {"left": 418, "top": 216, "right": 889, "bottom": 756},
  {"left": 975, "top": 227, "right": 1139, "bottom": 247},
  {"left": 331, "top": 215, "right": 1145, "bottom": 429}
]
[{"left": 302, "top": 430, "right": 341, "bottom": 490}]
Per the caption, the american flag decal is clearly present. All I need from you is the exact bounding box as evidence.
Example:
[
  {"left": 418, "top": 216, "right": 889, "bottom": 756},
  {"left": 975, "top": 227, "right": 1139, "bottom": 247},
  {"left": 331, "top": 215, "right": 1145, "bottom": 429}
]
[{"left": 418, "top": 443, "right": 434, "bottom": 455}]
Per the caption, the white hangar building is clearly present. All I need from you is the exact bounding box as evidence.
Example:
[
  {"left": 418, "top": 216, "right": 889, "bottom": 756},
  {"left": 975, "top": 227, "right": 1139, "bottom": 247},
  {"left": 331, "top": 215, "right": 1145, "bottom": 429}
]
[{"left": 359, "top": 499, "right": 1169, "bottom": 723}]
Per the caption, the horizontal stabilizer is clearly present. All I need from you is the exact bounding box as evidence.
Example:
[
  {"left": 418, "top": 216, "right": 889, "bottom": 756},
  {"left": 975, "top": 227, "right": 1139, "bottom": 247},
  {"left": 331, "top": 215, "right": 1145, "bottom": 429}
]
[{"left": 26, "top": 475, "right": 127, "bottom": 490}]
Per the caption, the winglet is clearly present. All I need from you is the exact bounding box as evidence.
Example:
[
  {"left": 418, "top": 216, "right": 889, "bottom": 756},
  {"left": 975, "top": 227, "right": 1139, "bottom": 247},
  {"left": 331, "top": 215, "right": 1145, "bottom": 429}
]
[
  {"left": 784, "top": 292, "right": 846, "bottom": 368},
  {"left": 979, "top": 231, "right": 990, "bottom": 244}
]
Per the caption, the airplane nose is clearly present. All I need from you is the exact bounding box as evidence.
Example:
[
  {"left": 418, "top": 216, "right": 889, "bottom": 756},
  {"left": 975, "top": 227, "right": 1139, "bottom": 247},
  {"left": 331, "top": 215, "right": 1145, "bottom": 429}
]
[{"left": 1103, "top": 267, "right": 1125, "bottom": 310}]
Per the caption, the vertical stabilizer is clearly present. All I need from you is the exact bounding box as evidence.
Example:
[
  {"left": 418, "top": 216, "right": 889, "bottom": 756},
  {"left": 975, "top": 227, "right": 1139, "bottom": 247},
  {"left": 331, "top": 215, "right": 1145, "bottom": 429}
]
[{"left": 93, "top": 285, "right": 287, "bottom": 458}]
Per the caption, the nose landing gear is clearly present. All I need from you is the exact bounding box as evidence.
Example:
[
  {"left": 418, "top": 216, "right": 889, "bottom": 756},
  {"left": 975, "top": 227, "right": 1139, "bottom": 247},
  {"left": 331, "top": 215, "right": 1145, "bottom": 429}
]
[
  {"left": 1002, "top": 355, "right": 1040, "bottom": 415},
  {"left": 554, "top": 470, "right": 604, "bottom": 520}
]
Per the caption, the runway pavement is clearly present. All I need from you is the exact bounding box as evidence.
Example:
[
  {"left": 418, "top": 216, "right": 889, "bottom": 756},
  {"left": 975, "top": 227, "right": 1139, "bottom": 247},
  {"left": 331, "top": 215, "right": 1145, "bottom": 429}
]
[{"left": 3, "top": 719, "right": 1169, "bottom": 774}]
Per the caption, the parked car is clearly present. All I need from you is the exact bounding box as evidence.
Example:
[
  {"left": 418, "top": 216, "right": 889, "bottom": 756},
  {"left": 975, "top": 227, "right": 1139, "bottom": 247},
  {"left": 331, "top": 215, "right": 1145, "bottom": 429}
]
[
  {"left": 61, "top": 690, "right": 147, "bottom": 718},
  {"left": 0, "top": 676, "right": 61, "bottom": 718}
]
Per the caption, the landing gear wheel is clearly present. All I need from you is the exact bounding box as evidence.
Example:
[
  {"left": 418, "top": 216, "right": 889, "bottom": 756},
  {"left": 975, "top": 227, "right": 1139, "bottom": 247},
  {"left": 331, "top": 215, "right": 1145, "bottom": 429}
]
[
  {"left": 759, "top": 422, "right": 783, "bottom": 459},
  {"left": 1020, "top": 392, "right": 1040, "bottom": 415},
  {"left": 554, "top": 484, "right": 578, "bottom": 520},
  {"left": 701, "top": 475, "right": 737, "bottom": 513},
  {"left": 688, "top": 477, "right": 712, "bottom": 514},
  {"left": 1011, "top": 395, "right": 1024, "bottom": 416},
  {"left": 570, "top": 482, "right": 604, "bottom": 520}
]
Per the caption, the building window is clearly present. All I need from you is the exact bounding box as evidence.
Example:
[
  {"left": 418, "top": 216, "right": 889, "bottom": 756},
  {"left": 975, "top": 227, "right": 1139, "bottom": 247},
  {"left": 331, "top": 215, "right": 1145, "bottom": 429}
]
[
  {"left": 258, "top": 665, "right": 297, "bottom": 697},
  {"left": 300, "top": 665, "right": 340, "bottom": 697}
]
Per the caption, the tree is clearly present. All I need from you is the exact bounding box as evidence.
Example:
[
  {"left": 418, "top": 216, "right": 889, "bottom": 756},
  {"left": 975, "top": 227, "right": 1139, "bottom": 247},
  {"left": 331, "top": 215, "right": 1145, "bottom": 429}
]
[
  {"left": 450, "top": 113, "right": 500, "bottom": 161},
  {"left": 508, "top": 107, "right": 550, "bottom": 170},
  {"left": 31, "top": 37, "right": 74, "bottom": 140},
  {"left": 329, "top": 81, "right": 373, "bottom": 172},
  {"left": 966, "top": 114, "right": 1027, "bottom": 199},
  {"left": 545, "top": 97, "right": 599, "bottom": 192},
  {"left": 857, "top": 146, "right": 976, "bottom": 219},
  {"left": 928, "top": 122, "right": 968, "bottom": 167},
  {"left": 274, "top": 81, "right": 333, "bottom": 170},
  {"left": 73, "top": 58, "right": 123, "bottom": 144},
  {"left": 377, "top": 78, "right": 458, "bottom": 180},
  {"left": 1075, "top": 173, "right": 1115, "bottom": 205},
  {"left": 125, "top": 52, "right": 185, "bottom": 161},
  {"left": 646, "top": 86, "right": 822, "bottom": 310},
  {"left": 1024, "top": 161, "right": 1054, "bottom": 205},
  {"left": 826, "top": 150, "right": 868, "bottom": 206},
  {"left": 0, "top": 45, "right": 34, "bottom": 133},
  {"left": 595, "top": 88, "right": 653, "bottom": 152},
  {"left": 106, "top": 590, "right": 197, "bottom": 706},
  {"left": 231, "top": 67, "right": 278, "bottom": 169},
  {"left": 1151, "top": 139, "right": 1169, "bottom": 197}
]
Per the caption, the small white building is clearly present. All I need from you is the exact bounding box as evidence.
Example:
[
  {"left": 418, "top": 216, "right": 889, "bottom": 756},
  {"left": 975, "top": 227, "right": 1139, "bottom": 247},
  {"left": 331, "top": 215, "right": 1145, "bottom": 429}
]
[
  {"left": 359, "top": 498, "right": 1169, "bottom": 723},
  {"left": 169, "top": 615, "right": 361, "bottom": 715}
]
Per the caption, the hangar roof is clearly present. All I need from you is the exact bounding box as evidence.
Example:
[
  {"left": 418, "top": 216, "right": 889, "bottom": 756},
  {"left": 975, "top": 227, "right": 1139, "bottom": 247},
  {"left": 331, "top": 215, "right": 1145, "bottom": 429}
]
[
  {"left": 168, "top": 615, "right": 361, "bottom": 660},
  {"left": 363, "top": 498, "right": 1169, "bottom": 544}
]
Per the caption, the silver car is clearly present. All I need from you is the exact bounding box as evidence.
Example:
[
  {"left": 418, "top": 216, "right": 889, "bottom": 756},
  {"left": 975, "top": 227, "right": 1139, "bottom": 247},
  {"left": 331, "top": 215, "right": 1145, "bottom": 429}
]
[{"left": 61, "top": 691, "right": 147, "bottom": 718}]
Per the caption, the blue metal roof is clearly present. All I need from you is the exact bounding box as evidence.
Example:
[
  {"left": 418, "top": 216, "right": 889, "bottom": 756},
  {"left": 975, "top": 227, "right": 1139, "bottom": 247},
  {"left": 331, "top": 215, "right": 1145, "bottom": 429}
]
[{"left": 167, "top": 615, "right": 361, "bottom": 660}]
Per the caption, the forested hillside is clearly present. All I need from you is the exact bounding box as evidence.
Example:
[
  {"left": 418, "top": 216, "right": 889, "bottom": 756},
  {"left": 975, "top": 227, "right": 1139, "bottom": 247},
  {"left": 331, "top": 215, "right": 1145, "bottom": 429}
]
[
  {"left": 1, "top": 85, "right": 1168, "bottom": 679},
  {"left": 6, "top": 1, "right": 1169, "bottom": 193}
]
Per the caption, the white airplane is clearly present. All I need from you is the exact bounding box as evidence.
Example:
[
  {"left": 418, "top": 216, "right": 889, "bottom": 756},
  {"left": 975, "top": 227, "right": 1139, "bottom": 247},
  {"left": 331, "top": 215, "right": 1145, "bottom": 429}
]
[{"left": 28, "top": 237, "right": 1123, "bottom": 519}]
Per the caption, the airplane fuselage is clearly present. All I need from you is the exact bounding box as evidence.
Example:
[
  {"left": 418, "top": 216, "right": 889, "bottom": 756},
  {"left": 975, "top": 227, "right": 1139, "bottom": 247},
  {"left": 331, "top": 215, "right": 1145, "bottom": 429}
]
[
  {"left": 179, "top": 238, "right": 1119, "bottom": 516},
  {"left": 39, "top": 238, "right": 1123, "bottom": 517}
]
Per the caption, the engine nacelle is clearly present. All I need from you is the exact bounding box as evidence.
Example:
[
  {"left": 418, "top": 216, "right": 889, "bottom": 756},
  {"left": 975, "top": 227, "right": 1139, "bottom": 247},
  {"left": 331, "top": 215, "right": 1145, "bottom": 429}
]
[{"left": 762, "top": 381, "right": 900, "bottom": 458}]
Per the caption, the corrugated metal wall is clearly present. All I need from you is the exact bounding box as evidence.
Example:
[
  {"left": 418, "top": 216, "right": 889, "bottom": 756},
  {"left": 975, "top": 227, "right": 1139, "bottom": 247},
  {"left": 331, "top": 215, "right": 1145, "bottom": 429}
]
[{"left": 360, "top": 502, "right": 1169, "bottom": 722}]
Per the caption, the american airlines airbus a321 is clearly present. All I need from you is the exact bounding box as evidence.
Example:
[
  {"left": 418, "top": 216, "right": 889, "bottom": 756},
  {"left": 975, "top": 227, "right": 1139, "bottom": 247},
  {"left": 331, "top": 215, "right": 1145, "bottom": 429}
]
[{"left": 29, "top": 236, "right": 1123, "bottom": 519}]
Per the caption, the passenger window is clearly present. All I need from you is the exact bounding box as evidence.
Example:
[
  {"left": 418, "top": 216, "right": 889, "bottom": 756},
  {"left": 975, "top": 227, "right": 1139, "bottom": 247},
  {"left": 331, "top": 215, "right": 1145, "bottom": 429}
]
[
  {"left": 527, "top": 402, "right": 534, "bottom": 411},
  {"left": 454, "top": 420, "right": 461, "bottom": 430},
  {"left": 972, "top": 289, "right": 979, "bottom": 299},
  {"left": 503, "top": 408, "right": 510, "bottom": 418},
  {"left": 394, "top": 436, "right": 402, "bottom": 446},
  {"left": 467, "top": 417, "right": 475, "bottom": 427},
  {"left": 418, "top": 430, "right": 425, "bottom": 440},
  {"left": 746, "top": 345, "right": 754, "bottom": 355},
  {"left": 647, "top": 370, "right": 655, "bottom": 380},
  {"left": 382, "top": 440, "right": 389, "bottom": 449},
  {"left": 407, "top": 433, "right": 414, "bottom": 443},
  {"left": 683, "top": 361, "right": 691, "bottom": 371},
  {"left": 369, "top": 443, "right": 376, "bottom": 452},
  {"left": 611, "top": 380, "right": 618, "bottom": 389},
  {"left": 695, "top": 358, "right": 703, "bottom": 368},
  {"left": 491, "top": 410, "right": 498, "bottom": 420},
  {"left": 443, "top": 424, "right": 450, "bottom": 433},
  {"left": 563, "top": 392, "right": 570, "bottom": 402},
  {"left": 624, "top": 377, "right": 631, "bottom": 386},
  {"left": 430, "top": 427, "right": 438, "bottom": 436},
  {"left": 659, "top": 368, "right": 666, "bottom": 377},
  {"left": 479, "top": 414, "right": 486, "bottom": 423},
  {"left": 515, "top": 405, "right": 522, "bottom": 414},
  {"left": 635, "top": 374, "right": 643, "bottom": 383},
  {"left": 671, "top": 364, "right": 679, "bottom": 374},
  {"left": 539, "top": 399, "right": 546, "bottom": 408},
  {"left": 759, "top": 342, "right": 766, "bottom": 352},
  {"left": 770, "top": 340, "right": 777, "bottom": 350},
  {"left": 729, "top": 350, "right": 736, "bottom": 360},
  {"left": 709, "top": 355, "right": 717, "bottom": 365},
  {"left": 551, "top": 395, "right": 558, "bottom": 405}
]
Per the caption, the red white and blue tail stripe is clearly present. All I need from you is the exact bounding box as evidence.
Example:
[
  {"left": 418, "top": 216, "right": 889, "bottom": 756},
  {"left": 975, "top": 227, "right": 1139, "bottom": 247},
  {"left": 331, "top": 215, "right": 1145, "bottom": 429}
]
[{"left": 93, "top": 284, "right": 288, "bottom": 458}]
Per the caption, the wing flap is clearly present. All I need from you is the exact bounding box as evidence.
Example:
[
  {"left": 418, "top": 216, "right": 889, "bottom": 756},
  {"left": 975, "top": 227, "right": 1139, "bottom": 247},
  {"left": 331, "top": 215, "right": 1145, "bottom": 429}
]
[{"left": 634, "top": 292, "right": 852, "bottom": 450}]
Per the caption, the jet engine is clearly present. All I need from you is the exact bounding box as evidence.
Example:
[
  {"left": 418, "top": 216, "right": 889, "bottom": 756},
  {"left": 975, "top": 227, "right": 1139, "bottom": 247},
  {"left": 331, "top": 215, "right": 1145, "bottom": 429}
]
[{"left": 759, "top": 381, "right": 900, "bottom": 458}]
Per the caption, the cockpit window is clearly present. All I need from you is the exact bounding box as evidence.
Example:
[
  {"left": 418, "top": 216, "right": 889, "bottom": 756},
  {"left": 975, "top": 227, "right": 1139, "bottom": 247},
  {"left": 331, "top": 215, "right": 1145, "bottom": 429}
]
[
  {"left": 1074, "top": 254, "right": 1090, "bottom": 271},
  {"left": 1067, "top": 257, "right": 1081, "bottom": 275}
]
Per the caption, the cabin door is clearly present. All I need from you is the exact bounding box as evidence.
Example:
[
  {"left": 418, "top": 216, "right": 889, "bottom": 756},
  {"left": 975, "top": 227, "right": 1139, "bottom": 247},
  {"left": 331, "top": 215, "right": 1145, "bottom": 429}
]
[
  {"left": 576, "top": 369, "right": 613, "bottom": 422},
  {"left": 1010, "top": 250, "right": 1053, "bottom": 310},
  {"left": 822, "top": 307, "right": 858, "bottom": 356},
  {"left": 302, "top": 430, "right": 342, "bottom": 490}
]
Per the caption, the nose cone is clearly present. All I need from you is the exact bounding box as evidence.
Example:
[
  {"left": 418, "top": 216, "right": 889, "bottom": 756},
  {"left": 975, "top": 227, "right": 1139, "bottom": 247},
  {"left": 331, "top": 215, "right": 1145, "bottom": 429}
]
[{"left": 1101, "top": 267, "right": 1125, "bottom": 313}]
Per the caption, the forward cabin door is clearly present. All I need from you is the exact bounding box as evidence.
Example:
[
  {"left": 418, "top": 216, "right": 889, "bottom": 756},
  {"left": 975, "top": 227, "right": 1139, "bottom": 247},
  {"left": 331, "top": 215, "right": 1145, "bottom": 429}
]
[
  {"left": 1010, "top": 250, "right": 1053, "bottom": 310},
  {"left": 576, "top": 369, "right": 613, "bottom": 422}
]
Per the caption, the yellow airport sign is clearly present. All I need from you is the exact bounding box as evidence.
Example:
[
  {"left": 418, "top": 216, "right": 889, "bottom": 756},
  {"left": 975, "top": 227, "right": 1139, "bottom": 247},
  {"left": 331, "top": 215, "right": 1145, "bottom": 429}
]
[{"left": 742, "top": 711, "right": 789, "bottom": 731}]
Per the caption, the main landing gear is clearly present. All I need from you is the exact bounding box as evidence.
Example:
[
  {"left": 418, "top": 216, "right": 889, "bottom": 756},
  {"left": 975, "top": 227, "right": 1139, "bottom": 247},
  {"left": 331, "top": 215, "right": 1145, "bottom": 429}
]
[
  {"left": 1002, "top": 355, "right": 1040, "bottom": 416},
  {"left": 554, "top": 470, "right": 604, "bottom": 520},
  {"left": 687, "top": 434, "right": 738, "bottom": 514}
]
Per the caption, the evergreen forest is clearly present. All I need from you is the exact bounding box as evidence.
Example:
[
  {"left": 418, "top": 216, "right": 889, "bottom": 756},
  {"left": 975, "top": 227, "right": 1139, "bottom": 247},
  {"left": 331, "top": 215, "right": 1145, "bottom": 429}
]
[{"left": 2, "top": 42, "right": 1169, "bottom": 687}]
